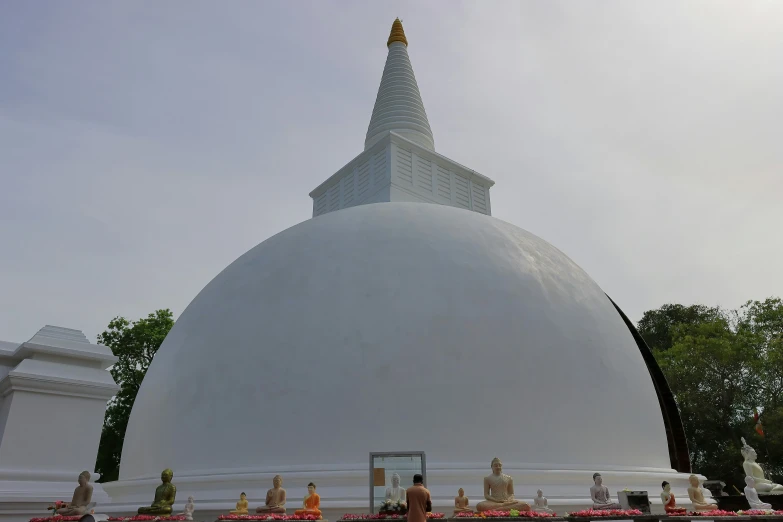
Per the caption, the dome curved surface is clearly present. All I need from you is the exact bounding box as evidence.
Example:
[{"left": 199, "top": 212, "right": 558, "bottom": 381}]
[{"left": 120, "top": 202, "right": 671, "bottom": 480}]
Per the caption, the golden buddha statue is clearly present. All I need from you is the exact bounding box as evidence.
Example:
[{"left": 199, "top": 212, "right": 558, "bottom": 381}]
[
  {"left": 454, "top": 488, "right": 472, "bottom": 515},
  {"left": 231, "top": 492, "right": 249, "bottom": 515},
  {"left": 476, "top": 458, "right": 531, "bottom": 512},
  {"left": 256, "top": 475, "right": 287, "bottom": 513},
  {"left": 294, "top": 483, "right": 322, "bottom": 518},
  {"left": 51, "top": 471, "right": 93, "bottom": 516},
  {"left": 687, "top": 474, "right": 717, "bottom": 511},
  {"left": 138, "top": 468, "right": 177, "bottom": 515}
]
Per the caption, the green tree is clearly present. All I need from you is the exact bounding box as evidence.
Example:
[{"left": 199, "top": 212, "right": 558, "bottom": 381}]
[
  {"left": 641, "top": 299, "right": 783, "bottom": 491},
  {"left": 94, "top": 309, "right": 174, "bottom": 482},
  {"left": 736, "top": 298, "right": 783, "bottom": 480},
  {"left": 655, "top": 314, "right": 758, "bottom": 488},
  {"left": 638, "top": 303, "right": 720, "bottom": 352}
]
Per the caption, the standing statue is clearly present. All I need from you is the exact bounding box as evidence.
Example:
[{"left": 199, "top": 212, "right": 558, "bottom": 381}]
[
  {"left": 178, "top": 496, "right": 195, "bottom": 521},
  {"left": 231, "top": 492, "right": 249, "bottom": 514},
  {"left": 386, "top": 473, "right": 407, "bottom": 506},
  {"left": 741, "top": 437, "right": 783, "bottom": 494},
  {"left": 257, "top": 475, "right": 287, "bottom": 513},
  {"left": 660, "top": 481, "right": 686, "bottom": 514},
  {"left": 138, "top": 469, "right": 177, "bottom": 515},
  {"left": 50, "top": 471, "right": 93, "bottom": 516},
  {"left": 687, "top": 474, "right": 717, "bottom": 511},
  {"left": 744, "top": 476, "right": 773, "bottom": 510},
  {"left": 532, "top": 489, "right": 553, "bottom": 513},
  {"left": 294, "top": 482, "right": 322, "bottom": 518},
  {"left": 476, "top": 457, "right": 531, "bottom": 512},
  {"left": 453, "top": 488, "right": 472, "bottom": 515},
  {"left": 590, "top": 473, "right": 621, "bottom": 510}
]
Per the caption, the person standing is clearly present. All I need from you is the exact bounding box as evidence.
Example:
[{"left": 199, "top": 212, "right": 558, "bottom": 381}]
[{"left": 406, "top": 474, "right": 432, "bottom": 522}]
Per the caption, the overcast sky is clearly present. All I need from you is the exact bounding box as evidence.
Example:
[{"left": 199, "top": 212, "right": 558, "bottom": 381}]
[{"left": 1, "top": 1, "right": 781, "bottom": 344}]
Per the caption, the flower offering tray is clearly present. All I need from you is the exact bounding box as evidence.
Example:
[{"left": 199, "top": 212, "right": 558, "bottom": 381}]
[{"left": 216, "top": 513, "right": 329, "bottom": 522}]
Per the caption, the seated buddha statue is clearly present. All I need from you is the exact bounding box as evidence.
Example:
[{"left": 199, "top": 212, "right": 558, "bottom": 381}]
[
  {"left": 687, "top": 474, "right": 717, "bottom": 511},
  {"left": 476, "top": 458, "right": 531, "bottom": 512},
  {"left": 51, "top": 471, "right": 93, "bottom": 516},
  {"left": 454, "top": 488, "right": 472, "bottom": 515},
  {"left": 590, "top": 473, "right": 621, "bottom": 510},
  {"left": 231, "top": 492, "right": 249, "bottom": 515},
  {"left": 741, "top": 438, "right": 783, "bottom": 494},
  {"left": 532, "top": 490, "right": 553, "bottom": 514},
  {"left": 385, "top": 473, "right": 407, "bottom": 506},
  {"left": 745, "top": 476, "right": 773, "bottom": 510},
  {"left": 257, "top": 475, "right": 287, "bottom": 513},
  {"left": 660, "top": 481, "right": 686, "bottom": 514},
  {"left": 138, "top": 469, "right": 177, "bottom": 515},
  {"left": 294, "top": 482, "right": 322, "bottom": 518},
  {"left": 179, "top": 496, "right": 195, "bottom": 521}
]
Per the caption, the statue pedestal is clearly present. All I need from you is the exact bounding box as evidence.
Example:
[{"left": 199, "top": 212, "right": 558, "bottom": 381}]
[
  {"left": 758, "top": 494, "right": 783, "bottom": 511},
  {"left": 714, "top": 495, "right": 750, "bottom": 512},
  {"left": 617, "top": 491, "right": 650, "bottom": 514},
  {"left": 0, "top": 326, "right": 118, "bottom": 522}
]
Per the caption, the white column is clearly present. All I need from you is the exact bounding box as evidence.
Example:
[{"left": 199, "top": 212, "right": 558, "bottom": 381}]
[{"left": 0, "top": 326, "right": 118, "bottom": 522}]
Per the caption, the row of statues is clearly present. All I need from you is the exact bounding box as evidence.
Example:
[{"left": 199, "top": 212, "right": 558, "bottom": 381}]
[
  {"left": 453, "top": 488, "right": 553, "bottom": 515},
  {"left": 666, "top": 473, "right": 776, "bottom": 512},
  {"left": 228, "top": 476, "right": 321, "bottom": 518},
  {"left": 53, "top": 441, "right": 782, "bottom": 518}
]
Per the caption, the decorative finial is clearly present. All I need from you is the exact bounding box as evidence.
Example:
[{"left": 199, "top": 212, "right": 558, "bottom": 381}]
[{"left": 387, "top": 18, "right": 408, "bottom": 47}]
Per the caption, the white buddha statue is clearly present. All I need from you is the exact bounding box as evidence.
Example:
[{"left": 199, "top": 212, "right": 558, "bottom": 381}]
[
  {"left": 385, "top": 473, "right": 406, "bottom": 505},
  {"left": 532, "top": 490, "right": 553, "bottom": 513},
  {"left": 179, "top": 496, "right": 195, "bottom": 521},
  {"left": 745, "top": 476, "right": 773, "bottom": 510},
  {"left": 741, "top": 438, "right": 783, "bottom": 494}
]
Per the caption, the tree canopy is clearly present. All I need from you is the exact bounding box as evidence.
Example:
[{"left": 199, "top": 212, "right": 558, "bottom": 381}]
[
  {"left": 94, "top": 309, "right": 174, "bottom": 482},
  {"left": 640, "top": 297, "right": 783, "bottom": 491}
]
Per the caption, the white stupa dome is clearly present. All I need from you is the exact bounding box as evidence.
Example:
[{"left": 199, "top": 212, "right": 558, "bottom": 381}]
[
  {"left": 116, "top": 203, "right": 680, "bottom": 506},
  {"left": 104, "top": 19, "right": 699, "bottom": 517}
]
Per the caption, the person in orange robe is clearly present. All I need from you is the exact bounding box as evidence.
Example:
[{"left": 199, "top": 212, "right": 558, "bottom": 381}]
[{"left": 294, "top": 482, "right": 322, "bottom": 518}]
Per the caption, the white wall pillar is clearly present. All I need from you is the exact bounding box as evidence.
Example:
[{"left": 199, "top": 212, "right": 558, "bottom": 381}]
[{"left": 0, "top": 326, "right": 118, "bottom": 522}]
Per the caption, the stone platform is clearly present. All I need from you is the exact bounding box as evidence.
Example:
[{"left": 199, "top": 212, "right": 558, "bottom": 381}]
[{"left": 718, "top": 497, "right": 783, "bottom": 512}]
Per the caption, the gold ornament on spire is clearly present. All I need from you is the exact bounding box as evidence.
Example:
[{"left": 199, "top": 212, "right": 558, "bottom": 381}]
[{"left": 387, "top": 18, "right": 408, "bottom": 47}]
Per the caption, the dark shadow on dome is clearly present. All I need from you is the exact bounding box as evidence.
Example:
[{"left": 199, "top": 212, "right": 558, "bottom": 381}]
[{"left": 606, "top": 294, "right": 692, "bottom": 473}]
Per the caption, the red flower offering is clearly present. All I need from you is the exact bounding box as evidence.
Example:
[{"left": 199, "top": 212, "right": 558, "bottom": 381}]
[
  {"left": 108, "top": 515, "right": 185, "bottom": 522},
  {"left": 684, "top": 511, "right": 737, "bottom": 517},
  {"left": 218, "top": 513, "right": 321, "bottom": 520},
  {"left": 454, "top": 512, "right": 557, "bottom": 519},
  {"left": 568, "top": 509, "right": 643, "bottom": 518},
  {"left": 30, "top": 518, "right": 83, "bottom": 522},
  {"left": 340, "top": 513, "right": 446, "bottom": 520}
]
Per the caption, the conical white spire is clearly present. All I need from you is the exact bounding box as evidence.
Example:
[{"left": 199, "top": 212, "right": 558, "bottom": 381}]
[{"left": 365, "top": 19, "right": 435, "bottom": 152}]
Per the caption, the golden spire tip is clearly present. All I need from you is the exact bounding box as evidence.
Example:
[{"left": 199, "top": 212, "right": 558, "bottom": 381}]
[{"left": 387, "top": 18, "right": 408, "bottom": 47}]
